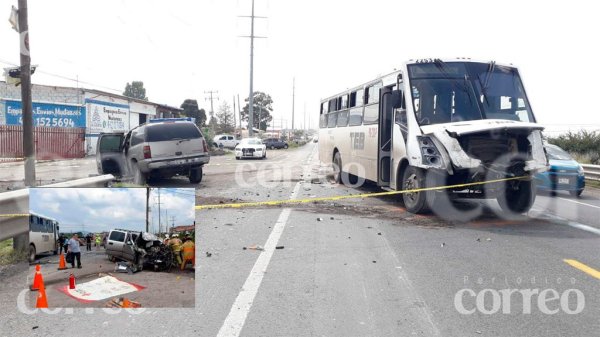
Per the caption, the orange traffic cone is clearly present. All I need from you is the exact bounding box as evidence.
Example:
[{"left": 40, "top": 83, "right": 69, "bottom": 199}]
[
  {"left": 30, "top": 265, "right": 43, "bottom": 291},
  {"left": 36, "top": 276, "right": 48, "bottom": 308},
  {"left": 58, "top": 253, "right": 67, "bottom": 270}
]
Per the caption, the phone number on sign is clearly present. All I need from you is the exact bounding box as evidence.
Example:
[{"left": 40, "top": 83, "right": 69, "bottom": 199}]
[{"left": 19, "top": 117, "right": 77, "bottom": 127}]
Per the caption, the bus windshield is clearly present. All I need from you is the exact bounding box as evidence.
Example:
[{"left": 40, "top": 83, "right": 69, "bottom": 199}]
[{"left": 407, "top": 61, "right": 534, "bottom": 126}]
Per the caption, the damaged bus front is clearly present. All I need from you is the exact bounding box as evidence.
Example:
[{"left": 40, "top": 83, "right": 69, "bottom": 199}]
[{"left": 402, "top": 59, "right": 547, "bottom": 213}]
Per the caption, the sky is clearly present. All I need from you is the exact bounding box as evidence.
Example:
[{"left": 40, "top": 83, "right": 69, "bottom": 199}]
[
  {"left": 1, "top": 0, "right": 599, "bottom": 134},
  {"left": 29, "top": 187, "right": 195, "bottom": 234}
]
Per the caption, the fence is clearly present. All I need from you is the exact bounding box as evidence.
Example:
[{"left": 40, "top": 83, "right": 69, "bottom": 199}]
[{"left": 0, "top": 125, "right": 85, "bottom": 160}]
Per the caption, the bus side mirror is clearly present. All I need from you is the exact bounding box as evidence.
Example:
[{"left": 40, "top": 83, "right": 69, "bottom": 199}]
[{"left": 391, "top": 90, "right": 403, "bottom": 109}]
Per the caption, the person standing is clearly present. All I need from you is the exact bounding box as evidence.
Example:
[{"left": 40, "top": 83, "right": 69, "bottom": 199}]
[
  {"left": 67, "top": 234, "right": 82, "bottom": 269},
  {"left": 57, "top": 235, "right": 66, "bottom": 255},
  {"left": 180, "top": 235, "right": 195, "bottom": 270},
  {"left": 85, "top": 234, "right": 92, "bottom": 251},
  {"left": 168, "top": 234, "right": 182, "bottom": 266}
]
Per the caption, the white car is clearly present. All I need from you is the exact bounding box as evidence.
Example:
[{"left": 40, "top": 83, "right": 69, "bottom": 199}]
[
  {"left": 235, "top": 138, "right": 266, "bottom": 159},
  {"left": 213, "top": 134, "right": 239, "bottom": 149}
]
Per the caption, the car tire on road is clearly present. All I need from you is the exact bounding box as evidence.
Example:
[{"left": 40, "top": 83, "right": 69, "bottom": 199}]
[
  {"left": 132, "top": 161, "right": 147, "bottom": 185},
  {"left": 284, "top": 144, "right": 289, "bottom": 149},
  {"left": 569, "top": 189, "right": 583, "bottom": 198},
  {"left": 189, "top": 166, "right": 203, "bottom": 184}
]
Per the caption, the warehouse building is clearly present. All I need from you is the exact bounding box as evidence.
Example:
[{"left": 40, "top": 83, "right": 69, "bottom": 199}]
[{"left": 0, "top": 81, "right": 183, "bottom": 157}]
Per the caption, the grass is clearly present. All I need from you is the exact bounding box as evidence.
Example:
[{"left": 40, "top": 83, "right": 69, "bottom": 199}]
[
  {"left": 586, "top": 179, "right": 600, "bottom": 189},
  {"left": 0, "top": 239, "right": 27, "bottom": 265}
]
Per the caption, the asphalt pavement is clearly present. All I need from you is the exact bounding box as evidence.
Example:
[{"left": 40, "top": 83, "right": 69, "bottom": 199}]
[{"left": 1, "top": 143, "right": 599, "bottom": 336}]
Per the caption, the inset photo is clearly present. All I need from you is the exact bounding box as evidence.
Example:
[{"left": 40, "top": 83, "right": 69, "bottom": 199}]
[{"left": 27, "top": 187, "right": 196, "bottom": 308}]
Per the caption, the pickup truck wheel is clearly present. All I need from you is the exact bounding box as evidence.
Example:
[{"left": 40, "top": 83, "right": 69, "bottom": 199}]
[
  {"left": 132, "top": 161, "right": 147, "bottom": 185},
  {"left": 284, "top": 144, "right": 289, "bottom": 149},
  {"left": 189, "top": 167, "right": 203, "bottom": 184}
]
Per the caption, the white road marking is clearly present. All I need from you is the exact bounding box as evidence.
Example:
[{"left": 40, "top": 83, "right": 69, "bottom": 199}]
[
  {"left": 216, "top": 146, "right": 316, "bottom": 337},
  {"left": 557, "top": 197, "right": 600, "bottom": 210},
  {"left": 532, "top": 209, "right": 600, "bottom": 236}
]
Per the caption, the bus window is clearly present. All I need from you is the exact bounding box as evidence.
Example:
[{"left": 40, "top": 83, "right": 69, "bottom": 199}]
[
  {"left": 366, "top": 83, "right": 382, "bottom": 104},
  {"left": 327, "top": 112, "right": 338, "bottom": 128},
  {"left": 328, "top": 99, "right": 337, "bottom": 112},
  {"left": 321, "top": 102, "right": 329, "bottom": 115},
  {"left": 363, "top": 104, "right": 378, "bottom": 124},
  {"left": 319, "top": 114, "right": 328, "bottom": 128},
  {"left": 356, "top": 89, "right": 364, "bottom": 106},
  {"left": 337, "top": 110, "right": 349, "bottom": 127},
  {"left": 348, "top": 107, "right": 363, "bottom": 126},
  {"left": 349, "top": 92, "right": 357, "bottom": 107},
  {"left": 340, "top": 95, "right": 348, "bottom": 109}
]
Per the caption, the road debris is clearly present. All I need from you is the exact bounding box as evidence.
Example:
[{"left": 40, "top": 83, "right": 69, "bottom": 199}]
[
  {"left": 377, "top": 232, "right": 382, "bottom": 235},
  {"left": 441, "top": 243, "right": 445, "bottom": 247},
  {"left": 206, "top": 252, "right": 212, "bottom": 257},
  {"left": 275, "top": 246, "right": 285, "bottom": 249},
  {"left": 243, "top": 245, "right": 264, "bottom": 251},
  {"left": 317, "top": 217, "right": 323, "bottom": 221},
  {"left": 105, "top": 297, "right": 141, "bottom": 308}
]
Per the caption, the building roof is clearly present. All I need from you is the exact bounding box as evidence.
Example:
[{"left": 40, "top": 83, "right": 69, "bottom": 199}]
[{"left": 169, "top": 225, "right": 195, "bottom": 233}]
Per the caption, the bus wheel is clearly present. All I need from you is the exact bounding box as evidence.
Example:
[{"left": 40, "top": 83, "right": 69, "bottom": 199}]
[
  {"left": 497, "top": 179, "right": 535, "bottom": 214},
  {"left": 401, "top": 166, "right": 430, "bottom": 214},
  {"left": 28, "top": 244, "right": 36, "bottom": 263},
  {"left": 332, "top": 152, "right": 343, "bottom": 184}
]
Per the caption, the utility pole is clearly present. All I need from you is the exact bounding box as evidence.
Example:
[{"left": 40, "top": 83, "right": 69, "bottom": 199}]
[
  {"left": 239, "top": 0, "right": 266, "bottom": 136},
  {"left": 232, "top": 95, "right": 237, "bottom": 131},
  {"left": 156, "top": 189, "right": 163, "bottom": 235},
  {"left": 204, "top": 90, "right": 219, "bottom": 128},
  {"left": 145, "top": 187, "right": 150, "bottom": 232},
  {"left": 237, "top": 94, "right": 242, "bottom": 129},
  {"left": 291, "top": 77, "right": 295, "bottom": 131},
  {"left": 17, "top": 0, "right": 36, "bottom": 186}
]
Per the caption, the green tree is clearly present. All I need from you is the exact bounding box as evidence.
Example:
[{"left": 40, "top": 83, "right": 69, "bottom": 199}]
[
  {"left": 123, "top": 81, "right": 148, "bottom": 100},
  {"left": 215, "top": 101, "right": 235, "bottom": 134},
  {"left": 180, "top": 99, "right": 207, "bottom": 127},
  {"left": 241, "top": 91, "right": 273, "bottom": 131}
]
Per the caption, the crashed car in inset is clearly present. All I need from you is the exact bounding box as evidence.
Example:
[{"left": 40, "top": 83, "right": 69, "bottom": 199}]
[{"left": 106, "top": 229, "right": 174, "bottom": 272}]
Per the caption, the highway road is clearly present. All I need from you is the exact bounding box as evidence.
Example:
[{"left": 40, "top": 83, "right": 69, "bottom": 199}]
[{"left": 1, "top": 143, "right": 599, "bottom": 336}]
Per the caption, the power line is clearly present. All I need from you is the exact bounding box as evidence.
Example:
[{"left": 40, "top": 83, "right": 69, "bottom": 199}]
[{"left": 0, "top": 58, "right": 122, "bottom": 93}]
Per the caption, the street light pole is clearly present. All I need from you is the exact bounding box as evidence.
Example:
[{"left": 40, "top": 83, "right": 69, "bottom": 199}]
[{"left": 17, "top": 0, "right": 36, "bottom": 186}]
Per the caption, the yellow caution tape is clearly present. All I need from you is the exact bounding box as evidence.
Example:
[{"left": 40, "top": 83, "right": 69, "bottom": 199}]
[{"left": 196, "top": 175, "right": 528, "bottom": 210}]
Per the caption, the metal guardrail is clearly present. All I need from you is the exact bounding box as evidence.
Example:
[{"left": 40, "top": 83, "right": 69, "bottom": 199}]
[
  {"left": 0, "top": 174, "right": 115, "bottom": 242},
  {"left": 582, "top": 164, "right": 600, "bottom": 181}
]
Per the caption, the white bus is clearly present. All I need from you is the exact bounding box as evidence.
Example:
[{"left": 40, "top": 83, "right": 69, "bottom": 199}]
[
  {"left": 319, "top": 58, "right": 548, "bottom": 214},
  {"left": 29, "top": 212, "right": 60, "bottom": 262}
]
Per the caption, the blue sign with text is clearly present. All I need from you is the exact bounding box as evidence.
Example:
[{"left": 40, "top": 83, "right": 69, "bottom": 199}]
[{"left": 5, "top": 100, "right": 86, "bottom": 128}]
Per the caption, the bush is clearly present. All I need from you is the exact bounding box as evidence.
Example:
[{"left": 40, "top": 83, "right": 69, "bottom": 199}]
[{"left": 547, "top": 130, "right": 600, "bottom": 164}]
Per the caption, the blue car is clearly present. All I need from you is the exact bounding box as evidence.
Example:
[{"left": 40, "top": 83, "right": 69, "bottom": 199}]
[{"left": 535, "top": 144, "right": 585, "bottom": 197}]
